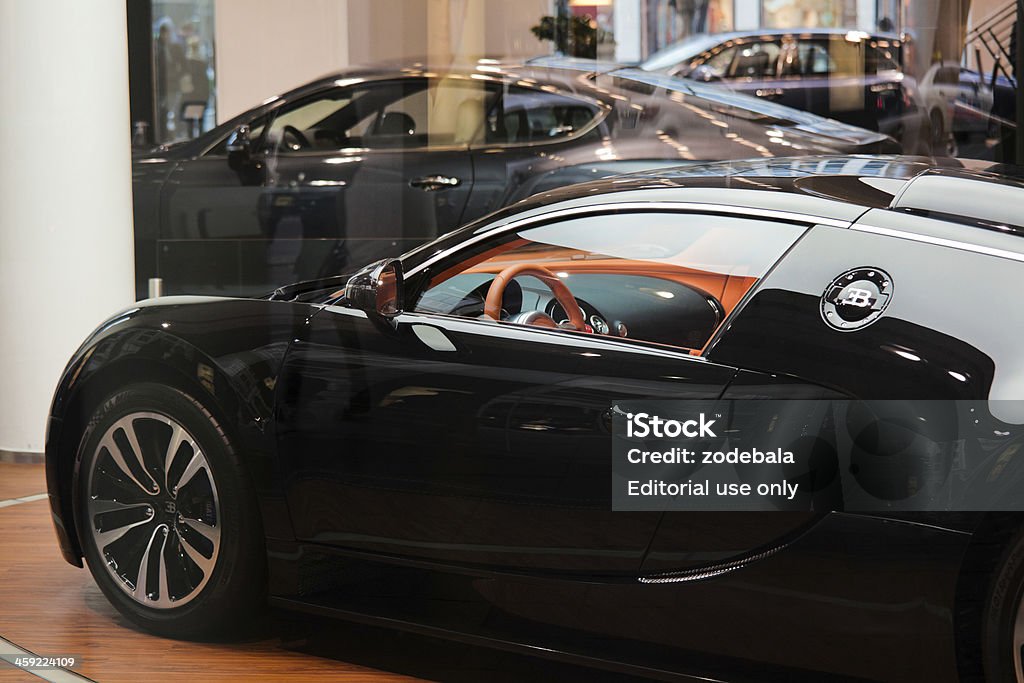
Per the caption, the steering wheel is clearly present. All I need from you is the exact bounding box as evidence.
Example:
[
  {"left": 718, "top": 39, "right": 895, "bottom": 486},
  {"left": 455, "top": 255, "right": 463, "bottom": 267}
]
[
  {"left": 281, "top": 125, "right": 311, "bottom": 150},
  {"left": 484, "top": 264, "right": 587, "bottom": 332}
]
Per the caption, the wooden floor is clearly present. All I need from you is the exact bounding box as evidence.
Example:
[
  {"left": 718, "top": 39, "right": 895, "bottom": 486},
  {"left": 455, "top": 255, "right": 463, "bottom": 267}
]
[{"left": 0, "top": 463, "right": 638, "bottom": 683}]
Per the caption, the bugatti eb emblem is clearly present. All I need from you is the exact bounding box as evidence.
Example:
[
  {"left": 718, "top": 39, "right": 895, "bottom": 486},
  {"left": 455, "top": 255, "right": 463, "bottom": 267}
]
[{"left": 821, "top": 267, "right": 893, "bottom": 331}]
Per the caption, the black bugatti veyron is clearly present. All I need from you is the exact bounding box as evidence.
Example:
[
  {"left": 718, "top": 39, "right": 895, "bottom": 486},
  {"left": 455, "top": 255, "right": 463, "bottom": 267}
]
[{"left": 47, "top": 156, "right": 1024, "bottom": 682}]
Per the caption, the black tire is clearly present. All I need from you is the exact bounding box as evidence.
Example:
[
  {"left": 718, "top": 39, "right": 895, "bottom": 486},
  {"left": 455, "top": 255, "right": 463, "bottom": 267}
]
[
  {"left": 981, "top": 526, "right": 1024, "bottom": 682},
  {"left": 930, "top": 109, "right": 958, "bottom": 157},
  {"left": 74, "top": 383, "right": 265, "bottom": 639}
]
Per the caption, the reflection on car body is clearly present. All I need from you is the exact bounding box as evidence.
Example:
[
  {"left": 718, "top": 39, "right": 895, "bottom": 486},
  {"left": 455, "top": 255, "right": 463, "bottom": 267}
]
[{"left": 132, "top": 60, "right": 897, "bottom": 298}]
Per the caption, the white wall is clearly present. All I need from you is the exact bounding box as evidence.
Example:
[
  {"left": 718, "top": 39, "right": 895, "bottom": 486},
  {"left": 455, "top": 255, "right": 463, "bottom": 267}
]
[
  {"left": 481, "top": 0, "right": 553, "bottom": 59},
  {"left": 214, "top": 0, "right": 350, "bottom": 122},
  {"left": 615, "top": 0, "right": 644, "bottom": 63},
  {"left": 215, "top": 0, "right": 553, "bottom": 122},
  {"left": 0, "top": 0, "right": 135, "bottom": 454}
]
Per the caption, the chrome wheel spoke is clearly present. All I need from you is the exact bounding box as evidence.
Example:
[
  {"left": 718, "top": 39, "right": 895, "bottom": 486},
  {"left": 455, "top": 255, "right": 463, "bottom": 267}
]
[
  {"left": 173, "top": 451, "right": 206, "bottom": 494},
  {"left": 132, "top": 524, "right": 173, "bottom": 608},
  {"left": 178, "top": 527, "right": 216, "bottom": 575},
  {"left": 91, "top": 497, "right": 151, "bottom": 517},
  {"left": 122, "top": 418, "right": 150, "bottom": 475},
  {"left": 99, "top": 432, "right": 156, "bottom": 495},
  {"left": 93, "top": 505, "right": 154, "bottom": 549},
  {"left": 182, "top": 516, "right": 221, "bottom": 548},
  {"left": 132, "top": 524, "right": 159, "bottom": 600},
  {"left": 163, "top": 423, "right": 187, "bottom": 489},
  {"left": 156, "top": 529, "right": 172, "bottom": 608}
]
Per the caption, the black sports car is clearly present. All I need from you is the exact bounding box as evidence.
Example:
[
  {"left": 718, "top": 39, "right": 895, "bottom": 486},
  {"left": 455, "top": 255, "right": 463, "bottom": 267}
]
[
  {"left": 132, "top": 61, "right": 897, "bottom": 299},
  {"left": 50, "top": 156, "right": 1024, "bottom": 682}
]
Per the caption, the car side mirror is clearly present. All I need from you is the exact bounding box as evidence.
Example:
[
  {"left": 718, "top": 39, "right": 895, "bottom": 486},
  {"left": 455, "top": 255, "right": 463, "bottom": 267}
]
[
  {"left": 345, "top": 258, "right": 404, "bottom": 318},
  {"left": 226, "top": 124, "right": 252, "bottom": 170}
]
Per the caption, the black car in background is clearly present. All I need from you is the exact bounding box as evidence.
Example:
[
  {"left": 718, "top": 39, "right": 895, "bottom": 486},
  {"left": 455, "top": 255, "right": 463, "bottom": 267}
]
[
  {"left": 132, "top": 60, "right": 895, "bottom": 298},
  {"left": 48, "top": 156, "right": 1024, "bottom": 682},
  {"left": 641, "top": 29, "right": 930, "bottom": 151}
]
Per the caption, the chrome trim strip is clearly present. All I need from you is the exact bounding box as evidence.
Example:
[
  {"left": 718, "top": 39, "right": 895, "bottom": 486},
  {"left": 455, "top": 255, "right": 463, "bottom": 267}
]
[
  {"left": 406, "top": 201, "right": 849, "bottom": 278},
  {"left": 638, "top": 542, "right": 789, "bottom": 584},
  {"left": 851, "top": 223, "right": 1024, "bottom": 264}
]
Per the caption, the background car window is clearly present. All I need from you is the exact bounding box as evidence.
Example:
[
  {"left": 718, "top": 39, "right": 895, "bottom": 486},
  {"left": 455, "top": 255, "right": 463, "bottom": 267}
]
[
  {"left": 263, "top": 88, "right": 360, "bottom": 150},
  {"left": 485, "top": 85, "right": 600, "bottom": 144},
  {"left": 414, "top": 212, "right": 806, "bottom": 351},
  {"left": 728, "top": 41, "right": 781, "bottom": 78},
  {"left": 698, "top": 45, "right": 738, "bottom": 78},
  {"left": 257, "top": 78, "right": 499, "bottom": 152},
  {"left": 361, "top": 78, "right": 498, "bottom": 147},
  {"left": 794, "top": 41, "right": 835, "bottom": 75},
  {"left": 865, "top": 44, "right": 900, "bottom": 73},
  {"left": 935, "top": 66, "right": 960, "bottom": 85}
]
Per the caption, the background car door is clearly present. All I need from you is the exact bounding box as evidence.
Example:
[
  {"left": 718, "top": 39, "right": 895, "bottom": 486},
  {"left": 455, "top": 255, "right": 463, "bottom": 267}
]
[
  {"left": 462, "top": 81, "right": 608, "bottom": 220},
  {"left": 160, "top": 78, "right": 478, "bottom": 296}
]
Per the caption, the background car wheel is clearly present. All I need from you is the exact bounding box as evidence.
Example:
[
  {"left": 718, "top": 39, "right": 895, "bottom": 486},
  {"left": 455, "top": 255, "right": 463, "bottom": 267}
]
[
  {"left": 981, "top": 524, "right": 1024, "bottom": 682},
  {"left": 75, "top": 383, "right": 265, "bottom": 639}
]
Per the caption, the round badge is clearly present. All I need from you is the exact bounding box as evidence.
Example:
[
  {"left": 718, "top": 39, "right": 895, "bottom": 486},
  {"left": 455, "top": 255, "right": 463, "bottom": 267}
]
[{"left": 820, "top": 267, "right": 893, "bottom": 332}]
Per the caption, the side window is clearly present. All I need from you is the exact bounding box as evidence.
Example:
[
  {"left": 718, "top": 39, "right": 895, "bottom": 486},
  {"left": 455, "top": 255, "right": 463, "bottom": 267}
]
[
  {"left": 414, "top": 213, "right": 807, "bottom": 351},
  {"left": 694, "top": 44, "right": 738, "bottom": 78},
  {"left": 483, "top": 85, "right": 601, "bottom": 145},
  {"left": 262, "top": 87, "right": 362, "bottom": 150},
  {"left": 728, "top": 41, "right": 782, "bottom": 78},
  {"left": 231, "top": 78, "right": 500, "bottom": 154},
  {"left": 935, "top": 66, "right": 960, "bottom": 85},
  {"left": 795, "top": 41, "right": 835, "bottom": 75},
  {"left": 865, "top": 44, "right": 900, "bottom": 73},
  {"left": 357, "top": 78, "right": 498, "bottom": 148}
]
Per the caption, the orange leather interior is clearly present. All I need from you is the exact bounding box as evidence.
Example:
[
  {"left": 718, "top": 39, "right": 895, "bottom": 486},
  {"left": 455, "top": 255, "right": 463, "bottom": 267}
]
[
  {"left": 424, "top": 242, "right": 761, "bottom": 353},
  {"left": 461, "top": 247, "right": 757, "bottom": 315}
]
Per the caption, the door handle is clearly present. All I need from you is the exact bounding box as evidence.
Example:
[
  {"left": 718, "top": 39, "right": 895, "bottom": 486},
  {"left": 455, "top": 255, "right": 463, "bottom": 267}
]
[{"left": 410, "top": 175, "right": 461, "bottom": 191}]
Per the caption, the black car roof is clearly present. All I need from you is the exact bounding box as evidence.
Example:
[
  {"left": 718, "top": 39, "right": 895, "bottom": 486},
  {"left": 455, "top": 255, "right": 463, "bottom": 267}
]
[{"left": 494, "top": 156, "right": 1024, "bottom": 232}]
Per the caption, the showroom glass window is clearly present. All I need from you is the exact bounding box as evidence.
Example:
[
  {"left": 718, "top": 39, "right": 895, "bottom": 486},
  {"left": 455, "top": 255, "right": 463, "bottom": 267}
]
[{"left": 413, "top": 213, "right": 806, "bottom": 351}]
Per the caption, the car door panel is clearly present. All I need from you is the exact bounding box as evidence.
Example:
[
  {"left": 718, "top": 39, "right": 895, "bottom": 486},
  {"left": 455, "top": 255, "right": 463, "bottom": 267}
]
[
  {"left": 276, "top": 308, "right": 738, "bottom": 574},
  {"left": 641, "top": 370, "right": 848, "bottom": 574}
]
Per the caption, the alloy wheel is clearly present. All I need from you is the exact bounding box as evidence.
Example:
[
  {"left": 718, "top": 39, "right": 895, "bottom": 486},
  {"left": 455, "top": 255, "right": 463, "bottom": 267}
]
[{"left": 85, "top": 411, "right": 221, "bottom": 609}]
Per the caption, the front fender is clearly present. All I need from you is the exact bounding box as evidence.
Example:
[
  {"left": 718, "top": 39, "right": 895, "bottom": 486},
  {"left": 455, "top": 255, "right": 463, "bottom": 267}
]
[{"left": 45, "top": 297, "right": 314, "bottom": 565}]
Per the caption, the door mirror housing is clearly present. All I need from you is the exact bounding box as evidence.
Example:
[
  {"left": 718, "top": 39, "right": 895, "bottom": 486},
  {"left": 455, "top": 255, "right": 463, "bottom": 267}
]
[
  {"left": 345, "top": 258, "right": 404, "bottom": 318},
  {"left": 226, "top": 124, "right": 252, "bottom": 169}
]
